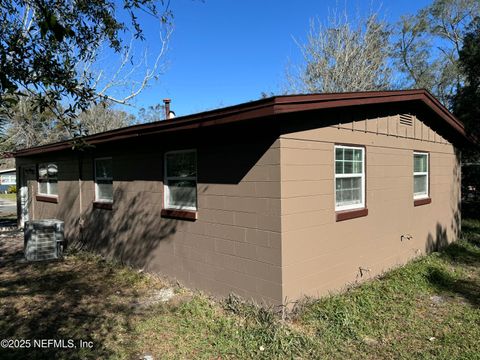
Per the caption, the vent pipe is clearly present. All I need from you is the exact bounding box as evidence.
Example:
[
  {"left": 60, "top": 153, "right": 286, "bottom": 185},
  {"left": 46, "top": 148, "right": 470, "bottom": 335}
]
[{"left": 163, "top": 98, "right": 171, "bottom": 120}]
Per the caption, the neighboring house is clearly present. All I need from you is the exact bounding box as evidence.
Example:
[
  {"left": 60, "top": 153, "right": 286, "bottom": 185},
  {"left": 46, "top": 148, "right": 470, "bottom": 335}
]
[
  {"left": 14, "top": 90, "right": 467, "bottom": 305},
  {"left": 0, "top": 168, "right": 16, "bottom": 193}
]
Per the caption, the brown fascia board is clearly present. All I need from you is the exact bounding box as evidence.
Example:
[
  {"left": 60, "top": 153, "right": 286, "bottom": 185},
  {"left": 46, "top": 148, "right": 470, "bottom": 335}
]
[{"left": 14, "top": 89, "right": 467, "bottom": 157}]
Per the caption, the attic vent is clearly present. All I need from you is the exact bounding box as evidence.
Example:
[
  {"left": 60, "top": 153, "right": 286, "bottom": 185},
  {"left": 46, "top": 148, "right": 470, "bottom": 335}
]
[
  {"left": 24, "top": 219, "right": 64, "bottom": 261},
  {"left": 399, "top": 114, "right": 413, "bottom": 126}
]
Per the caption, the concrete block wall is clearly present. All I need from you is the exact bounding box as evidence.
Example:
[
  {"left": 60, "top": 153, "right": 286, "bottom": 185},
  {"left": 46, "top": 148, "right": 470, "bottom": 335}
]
[
  {"left": 17, "top": 155, "right": 81, "bottom": 241},
  {"left": 18, "top": 134, "right": 285, "bottom": 305},
  {"left": 280, "top": 114, "right": 460, "bottom": 302},
  {"left": 16, "top": 111, "right": 461, "bottom": 306}
]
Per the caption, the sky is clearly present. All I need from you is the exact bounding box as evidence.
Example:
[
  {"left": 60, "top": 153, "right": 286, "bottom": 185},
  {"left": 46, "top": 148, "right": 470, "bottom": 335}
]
[{"left": 107, "top": 0, "right": 434, "bottom": 117}]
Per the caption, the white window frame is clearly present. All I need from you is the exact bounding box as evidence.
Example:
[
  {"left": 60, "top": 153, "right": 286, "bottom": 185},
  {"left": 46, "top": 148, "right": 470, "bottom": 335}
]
[
  {"left": 38, "top": 163, "right": 58, "bottom": 197},
  {"left": 94, "top": 157, "right": 113, "bottom": 203},
  {"left": 413, "top": 152, "right": 429, "bottom": 200},
  {"left": 164, "top": 149, "right": 197, "bottom": 211},
  {"left": 334, "top": 145, "right": 365, "bottom": 212}
]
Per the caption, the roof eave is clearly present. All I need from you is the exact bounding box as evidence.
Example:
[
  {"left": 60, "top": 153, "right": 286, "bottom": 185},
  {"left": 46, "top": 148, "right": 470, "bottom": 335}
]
[{"left": 13, "top": 90, "right": 468, "bottom": 157}]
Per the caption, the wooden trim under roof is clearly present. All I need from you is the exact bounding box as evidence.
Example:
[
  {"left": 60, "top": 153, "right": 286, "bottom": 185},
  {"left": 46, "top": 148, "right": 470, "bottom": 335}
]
[{"left": 14, "top": 89, "right": 468, "bottom": 157}]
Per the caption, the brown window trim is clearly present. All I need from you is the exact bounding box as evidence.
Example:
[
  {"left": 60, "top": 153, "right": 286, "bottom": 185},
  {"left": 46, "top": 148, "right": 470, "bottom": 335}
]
[
  {"left": 93, "top": 201, "right": 113, "bottom": 210},
  {"left": 336, "top": 207, "right": 368, "bottom": 222},
  {"left": 161, "top": 209, "right": 197, "bottom": 221},
  {"left": 414, "top": 198, "right": 431, "bottom": 207},
  {"left": 36, "top": 195, "right": 58, "bottom": 203}
]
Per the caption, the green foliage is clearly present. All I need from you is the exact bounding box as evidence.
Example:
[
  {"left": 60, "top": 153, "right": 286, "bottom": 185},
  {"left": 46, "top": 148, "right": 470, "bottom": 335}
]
[
  {"left": 453, "top": 16, "right": 480, "bottom": 158},
  {"left": 0, "top": 96, "right": 66, "bottom": 152},
  {"left": 394, "top": 0, "right": 480, "bottom": 107},
  {"left": 0, "top": 0, "right": 171, "bottom": 136},
  {"left": 138, "top": 103, "right": 166, "bottom": 123},
  {"left": 6, "top": 185, "right": 16, "bottom": 194},
  {"left": 0, "top": 96, "right": 135, "bottom": 152}
]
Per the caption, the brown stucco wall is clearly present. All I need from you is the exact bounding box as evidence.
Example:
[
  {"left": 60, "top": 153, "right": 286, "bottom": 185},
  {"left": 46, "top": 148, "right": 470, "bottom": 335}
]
[
  {"left": 17, "top": 125, "right": 283, "bottom": 305},
  {"left": 279, "top": 112, "right": 461, "bottom": 302}
]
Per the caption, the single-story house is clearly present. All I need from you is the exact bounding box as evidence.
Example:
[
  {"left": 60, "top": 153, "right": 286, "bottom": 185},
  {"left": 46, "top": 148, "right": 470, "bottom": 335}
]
[
  {"left": 14, "top": 89, "right": 467, "bottom": 305},
  {"left": 0, "top": 168, "right": 16, "bottom": 193}
]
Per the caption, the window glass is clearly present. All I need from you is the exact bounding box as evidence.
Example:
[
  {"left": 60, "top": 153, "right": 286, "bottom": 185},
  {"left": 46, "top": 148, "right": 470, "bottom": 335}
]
[
  {"left": 413, "top": 153, "right": 429, "bottom": 199},
  {"left": 95, "top": 159, "right": 113, "bottom": 179},
  {"left": 166, "top": 152, "right": 196, "bottom": 178},
  {"left": 165, "top": 150, "right": 197, "bottom": 210},
  {"left": 95, "top": 158, "right": 113, "bottom": 202},
  {"left": 414, "top": 154, "right": 428, "bottom": 173},
  {"left": 38, "top": 181, "right": 48, "bottom": 195},
  {"left": 167, "top": 180, "right": 196, "bottom": 208},
  {"left": 414, "top": 175, "right": 427, "bottom": 195},
  {"left": 97, "top": 181, "right": 113, "bottom": 201},
  {"left": 336, "top": 177, "right": 362, "bottom": 207},
  {"left": 38, "top": 163, "right": 58, "bottom": 196},
  {"left": 335, "top": 146, "right": 365, "bottom": 210}
]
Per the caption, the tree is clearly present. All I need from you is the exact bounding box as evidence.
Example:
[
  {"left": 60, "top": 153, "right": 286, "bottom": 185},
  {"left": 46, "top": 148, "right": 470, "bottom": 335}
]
[
  {"left": 453, "top": 17, "right": 480, "bottom": 161},
  {"left": 394, "top": 0, "right": 480, "bottom": 106},
  {"left": 0, "top": 97, "right": 136, "bottom": 152},
  {"left": 0, "top": 0, "right": 172, "bottom": 131},
  {"left": 0, "top": 96, "right": 66, "bottom": 151},
  {"left": 138, "top": 103, "right": 167, "bottom": 123},
  {"left": 285, "top": 10, "right": 392, "bottom": 93},
  {"left": 73, "top": 102, "right": 136, "bottom": 136}
]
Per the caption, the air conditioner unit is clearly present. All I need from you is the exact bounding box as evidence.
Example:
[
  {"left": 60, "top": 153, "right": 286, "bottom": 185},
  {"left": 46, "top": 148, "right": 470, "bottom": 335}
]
[{"left": 24, "top": 219, "right": 64, "bottom": 261}]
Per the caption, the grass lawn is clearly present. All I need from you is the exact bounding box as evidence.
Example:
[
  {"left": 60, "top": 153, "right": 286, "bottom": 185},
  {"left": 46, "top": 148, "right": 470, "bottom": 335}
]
[
  {"left": 0, "top": 194, "right": 16, "bottom": 201},
  {"left": 0, "top": 218, "right": 479, "bottom": 359}
]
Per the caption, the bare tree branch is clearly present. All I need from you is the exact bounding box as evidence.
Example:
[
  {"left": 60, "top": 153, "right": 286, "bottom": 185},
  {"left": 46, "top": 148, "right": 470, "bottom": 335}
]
[
  {"left": 79, "top": 25, "right": 172, "bottom": 106},
  {"left": 285, "top": 8, "right": 392, "bottom": 94}
]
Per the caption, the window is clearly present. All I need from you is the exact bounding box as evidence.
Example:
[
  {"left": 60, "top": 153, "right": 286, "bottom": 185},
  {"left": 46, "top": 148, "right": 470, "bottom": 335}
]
[
  {"left": 335, "top": 145, "right": 365, "bottom": 211},
  {"left": 38, "top": 163, "right": 58, "bottom": 196},
  {"left": 413, "top": 152, "right": 429, "bottom": 199},
  {"left": 164, "top": 150, "right": 197, "bottom": 211},
  {"left": 95, "top": 158, "right": 113, "bottom": 202},
  {"left": 0, "top": 174, "right": 16, "bottom": 185}
]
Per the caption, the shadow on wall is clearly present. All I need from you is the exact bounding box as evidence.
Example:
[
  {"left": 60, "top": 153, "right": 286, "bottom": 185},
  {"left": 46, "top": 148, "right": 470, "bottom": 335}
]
[
  {"left": 425, "top": 150, "right": 462, "bottom": 253},
  {"left": 59, "top": 183, "right": 81, "bottom": 241},
  {"left": 68, "top": 126, "right": 279, "bottom": 271},
  {"left": 426, "top": 223, "right": 449, "bottom": 252},
  {"left": 425, "top": 203, "right": 461, "bottom": 253},
  {"left": 74, "top": 187, "right": 178, "bottom": 270}
]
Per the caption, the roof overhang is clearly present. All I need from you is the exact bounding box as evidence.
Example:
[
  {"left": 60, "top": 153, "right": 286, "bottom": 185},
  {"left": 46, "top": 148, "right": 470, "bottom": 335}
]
[{"left": 14, "top": 89, "right": 469, "bottom": 157}]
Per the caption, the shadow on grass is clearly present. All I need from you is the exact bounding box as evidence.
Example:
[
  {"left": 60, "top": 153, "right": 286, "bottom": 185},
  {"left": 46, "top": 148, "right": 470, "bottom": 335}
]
[
  {"left": 462, "top": 201, "right": 480, "bottom": 221},
  {"left": 0, "top": 213, "right": 17, "bottom": 228},
  {"left": 0, "top": 240, "right": 145, "bottom": 359},
  {"left": 440, "top": 241, "right": 480, "bottom": 266},
  {"left": 426, "top": 267, "right": 480, "bottom": 307},
  {"left": 426, "top": 216, "right": 480, "bottom": 308}
]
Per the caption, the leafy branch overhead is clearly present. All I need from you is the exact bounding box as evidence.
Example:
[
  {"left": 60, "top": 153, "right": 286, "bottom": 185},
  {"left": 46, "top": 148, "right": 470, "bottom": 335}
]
[
  {"left": 394, "top": 0, "right": 480, "bottom": 106},
  {"left": 0, "top": 0, "right": 172, "bottom": 121},
  {"left": 453, "top": 16, "right": 480, "bottom": 159}
]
